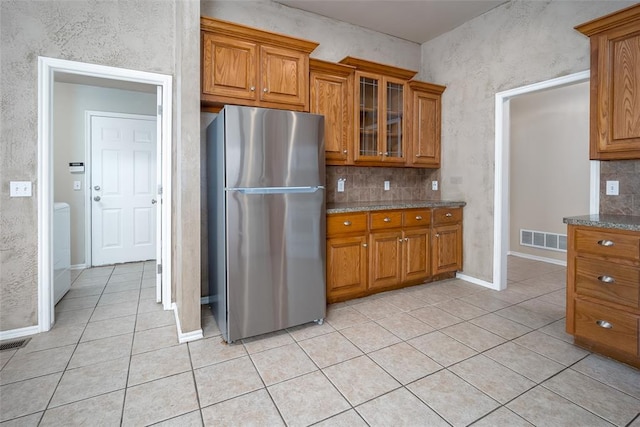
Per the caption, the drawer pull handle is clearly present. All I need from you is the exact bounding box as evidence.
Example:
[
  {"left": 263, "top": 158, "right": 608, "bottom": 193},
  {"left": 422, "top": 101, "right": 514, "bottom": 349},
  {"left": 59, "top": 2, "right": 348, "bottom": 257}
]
[
  {"left": 596, "top": 320, "right": 613, "bottom": 329},
  {"left": 383, "top": 217, "right": 391, "bottom": 222},
  {"left": 598, "top": 275, "right": 615, "bottom": 284},
  {"left": 343, "top": 221, "right": 351, "bottom": 226},
  {"left": 415, "top": 215, "right": 423, "bottom": 220},
  {"left": 597, "top": 240, "right": 614, "bottom": 247},
  {"left": 445, "top": 213, "right": 453, "bottom": 217},
  {"left": 363, "top": 243, "right": 367, "bottom": 248}
]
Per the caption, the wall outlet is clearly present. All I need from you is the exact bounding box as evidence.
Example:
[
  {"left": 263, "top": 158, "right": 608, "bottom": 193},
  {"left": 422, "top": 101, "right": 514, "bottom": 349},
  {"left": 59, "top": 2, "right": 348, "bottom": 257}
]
[
  {"left": 606, "top": 180, "right": 619, "bottom": 196},
  {"left": 337, "top": 178, "right": 345, "bottom": 193},
  {"left": 384, "top": 180, "right": 390, "bottom": 191},
  {"left": 432, "top": 180, "right": 438, "bottom": 191},
  {"left": 10, "top": 181, "right": 32, "bottom": 197}
]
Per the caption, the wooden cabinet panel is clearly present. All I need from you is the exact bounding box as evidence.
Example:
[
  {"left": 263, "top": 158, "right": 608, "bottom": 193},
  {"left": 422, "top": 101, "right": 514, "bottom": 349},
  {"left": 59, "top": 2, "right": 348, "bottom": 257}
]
[
  {"left": 369, "top": 231, "right": 402, "bottom": 289},
  {"left": 327, "top": 212, "right": 367, "bottom": 237},
  {"left": 403, "top": 228, "right": 430, "bottom": 283},
  {"left": 326, "top": 235, "right": 368, "bottom": 302},
  {"left": 574, "top": 299, "right": 638, "bottom": 356},
  {"left": 574, "top": 228, "right": 640, "bottom": 260},
  {"left": 432, "top": 223, "right": 462, "bottom": 275},
  {"left": 576, "top": 257, "right": 640, "bottom": 308},
  {"left": 370, "top": 211, "right": 403, "bottom": 230},
  {"left": 260, "top": 45, "right": 307, "bottom": 107},
  {"left": 403, "top": 209, "right": 431, "bottom": 228},
  {"left": 407, "top": 81, "right": 446, "bottom": 168},
  {"left": 432, "top": 207, "right": 463, "bottom": 226}
]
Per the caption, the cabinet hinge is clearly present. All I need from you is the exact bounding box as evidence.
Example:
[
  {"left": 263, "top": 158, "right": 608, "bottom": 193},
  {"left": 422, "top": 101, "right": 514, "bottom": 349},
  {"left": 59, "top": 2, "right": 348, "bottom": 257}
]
[
  {"left": 157, "top": 264, "right": 162, "bottom": 274},
  {"left": 157, "top": 185, "right": 163, "bottom": 195}
]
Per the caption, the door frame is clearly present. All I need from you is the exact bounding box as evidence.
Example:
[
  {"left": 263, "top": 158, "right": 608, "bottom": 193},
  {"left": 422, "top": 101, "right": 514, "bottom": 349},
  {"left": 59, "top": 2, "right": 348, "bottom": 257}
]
[
  {"left": 38, "top": 56, "right": 173, "bottom": 332},
  {"left": 85, "top": 111, "right": 158, "bottom": 268},
  {"left": 493, "top": 70, "right": 597, "bottom": 291}
]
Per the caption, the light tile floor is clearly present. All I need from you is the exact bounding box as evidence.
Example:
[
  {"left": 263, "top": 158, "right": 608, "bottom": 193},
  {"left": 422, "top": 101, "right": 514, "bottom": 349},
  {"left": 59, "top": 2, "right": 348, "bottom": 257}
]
[{"left": 1, "top": 257, "right": 639, "bottom": 426}]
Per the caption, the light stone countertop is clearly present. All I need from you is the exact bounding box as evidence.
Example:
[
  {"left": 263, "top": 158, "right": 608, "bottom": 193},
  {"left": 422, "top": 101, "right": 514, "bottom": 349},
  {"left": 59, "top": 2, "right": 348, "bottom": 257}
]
[
  {"left": 563, "top": 214, "right": 640, "bottom": 232},
  {"left": 327, "top": 200, "right": 466, "bottom": 214}
]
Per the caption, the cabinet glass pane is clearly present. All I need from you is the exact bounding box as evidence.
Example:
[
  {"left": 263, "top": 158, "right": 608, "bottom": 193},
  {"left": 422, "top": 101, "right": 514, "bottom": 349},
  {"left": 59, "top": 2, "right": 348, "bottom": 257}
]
[
  {"left": 386, "top": 82, "right": 403, "bottom": 158},
  {"left": 360, "top": 76, "right": 379, "bottom": 156}
]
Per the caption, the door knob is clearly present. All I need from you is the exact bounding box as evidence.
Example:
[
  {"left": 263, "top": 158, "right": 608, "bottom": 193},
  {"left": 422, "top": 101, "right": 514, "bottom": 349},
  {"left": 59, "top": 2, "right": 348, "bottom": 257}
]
[
  {"left": 152, "top": 199, "right": 157, "bottom": 205},
  {"left": 93, "top": 196, "right": 101, "bottom": 202},
  {"left": 94, "top": 185, "right": 101, "bottom": 191}
]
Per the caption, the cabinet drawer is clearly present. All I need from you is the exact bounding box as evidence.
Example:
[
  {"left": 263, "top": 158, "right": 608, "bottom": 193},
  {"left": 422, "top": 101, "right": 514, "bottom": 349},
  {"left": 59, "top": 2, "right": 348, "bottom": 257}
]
[
  {"left": 574, "top": 299, "right": 639, "bottom": 356},
  {"left": 574, "top": 228, "right": 640, "bottom": 261},
  {"left": 576, "top": 257, "right": 640, "bottom": 308},
  {"left": 327, "top": 213, "right": 367, "bottom": 236},
  {"left": 403, "top": 209, "right": 431, "bottom": 228},
  {"left": 370, "top": 211, "right": 403, "bottom": 230},
  {"left": 432, "top": 207, "right": 462, "bottom": 226}
]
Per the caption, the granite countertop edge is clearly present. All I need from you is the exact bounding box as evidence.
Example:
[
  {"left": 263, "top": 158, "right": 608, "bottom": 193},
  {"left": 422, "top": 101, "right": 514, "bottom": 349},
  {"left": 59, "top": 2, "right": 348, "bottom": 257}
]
[
  {"left": 327, "top": 200, "right": 466, "bottom": 214},
  {"left": 563, "top": 214, "right": 640, "bottom": 232}
]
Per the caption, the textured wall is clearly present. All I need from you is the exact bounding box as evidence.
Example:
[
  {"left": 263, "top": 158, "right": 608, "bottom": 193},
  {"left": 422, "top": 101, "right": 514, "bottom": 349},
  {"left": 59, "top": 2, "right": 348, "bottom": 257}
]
[
  {"left": 0, "top": 0, "right": 179, "bottom": 331},
  {"left": 420, "top": 0, "right": 635, "bottom": 283},
  {"left": 201, "top": 0, "right": 421, "bottom": 69},
  {"left": 600, "top": 160, "right": 640, "bottom": 216}
]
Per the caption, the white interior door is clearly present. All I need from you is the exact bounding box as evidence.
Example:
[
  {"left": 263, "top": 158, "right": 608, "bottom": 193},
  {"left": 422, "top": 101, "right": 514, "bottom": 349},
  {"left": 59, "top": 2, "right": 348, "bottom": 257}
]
[{"left": 91, "top": 114, "right": 157, "bottom": 266}]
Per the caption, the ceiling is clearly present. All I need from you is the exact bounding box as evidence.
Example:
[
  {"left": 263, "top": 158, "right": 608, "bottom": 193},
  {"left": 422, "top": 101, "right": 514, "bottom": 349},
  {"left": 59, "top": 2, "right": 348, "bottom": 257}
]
[{"left": 275, "top": 0, "right": 508, "bottom": 44}]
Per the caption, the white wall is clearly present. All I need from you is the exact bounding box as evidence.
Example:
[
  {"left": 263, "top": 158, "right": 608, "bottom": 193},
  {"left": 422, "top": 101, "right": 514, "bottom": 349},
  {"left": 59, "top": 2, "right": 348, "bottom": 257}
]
[
  {"left": 53, "top": 82, "right": 157, "bottom": 266},
  {"left": 509, "top": 82, "right": 590, "bottom": 262},
  {"left": 420, "top": 0, "right": 634, "bottom": 283}
]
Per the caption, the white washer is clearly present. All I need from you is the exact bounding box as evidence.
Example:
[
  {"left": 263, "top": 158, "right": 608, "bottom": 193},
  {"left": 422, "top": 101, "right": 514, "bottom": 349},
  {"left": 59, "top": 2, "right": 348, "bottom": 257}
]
[{"left": 53, "top": 202, "right": 71, "bottom": 304}]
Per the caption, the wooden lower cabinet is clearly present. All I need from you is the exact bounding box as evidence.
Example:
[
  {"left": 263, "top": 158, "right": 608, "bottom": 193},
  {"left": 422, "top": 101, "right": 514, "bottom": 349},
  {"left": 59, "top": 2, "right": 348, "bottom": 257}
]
[
  {"left": 403, "top": 228, "right": 431, "bottom": 283},
  {"left": 369, "top": 231, "right": 403, "bottom": 289},
  {"left": 432, "top": 223, "right": 462, "bottom": 274},
  {"left": 326, "top": 235, "right": 368, "bottom": 301}
]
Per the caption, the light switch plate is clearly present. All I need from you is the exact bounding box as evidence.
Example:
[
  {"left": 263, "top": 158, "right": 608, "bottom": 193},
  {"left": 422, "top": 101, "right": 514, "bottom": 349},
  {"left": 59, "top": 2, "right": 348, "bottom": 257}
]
[
  {"left": 337, "top": 179, "right": 345, "bottom": 193},
  {"left": 606, "top": 180, "right": 619, "bottom": 196},
  {"left": 384, "top": 180, "right": 390, "bottom": 191},
  {"left": 10, "top": 181, "right": 32, "bottom": 197},
  {"left": 432, "top": 180, "right": 438, "bottom": 191}
]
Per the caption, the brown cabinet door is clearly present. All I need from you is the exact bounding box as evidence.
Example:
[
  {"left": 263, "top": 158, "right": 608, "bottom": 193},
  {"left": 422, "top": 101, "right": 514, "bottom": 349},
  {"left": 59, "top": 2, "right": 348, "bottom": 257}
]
[
  {"left": 326, "top": 235, "right": 368, "bottom": 302},
  {"left": 409, "top": 89, "right": 441, "bottom": 167},
  {"left": 310, "top": 71, "right": 351, "bottom": 164},
  {"left": 260, "top": 45, "right": 308, "bottom": 108},
  {"left": 369, "top": 231, "right": 403, "bottom": 289},
  {"left": 432, "top": 223, "right": 462, "bottom": 274},
  {"left": 402, "top": 228, "right": 430, "bottom": 282},
  {"left": 201, "top": 32, "right": 258, "bottom": 102}
]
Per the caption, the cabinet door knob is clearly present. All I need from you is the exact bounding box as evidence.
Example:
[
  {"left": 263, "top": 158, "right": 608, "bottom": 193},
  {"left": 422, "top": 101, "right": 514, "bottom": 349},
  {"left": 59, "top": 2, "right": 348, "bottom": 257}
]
[
  {"left": 596, "top": 319, "right": 613, "bottom": 329},
  {"left": 435, "top": 233, "right": 440, "bottom": 237},
  {"left": 263, "top": 88, "right": 269, "bottom": 93},
  {"left": 445, "top": 213, "right": 453, "bottom": 217},
  {"left": 363, "top": 243, "right": 368, "bottom": 247},
  {"left": 415, "top": 215, "right": 423, "bottom": 220},
  {"left": 597, "top": 239, "right": 614, "bottom": 247},
  {"left": 384, "top": 152, "right": 389, "bottom": 156},
  {"left": 250, "top": 86, "right": 255, "bottom": 91},
  {"left": 343, "top": 150, "right": 348, "bottom": 154},
  {"left": 378, "top": 152, "right": 383, "bottom": 155},
  {"left": 343, "top": 221, "right": 351, "bottom": 226},
  {"left": 597, "top": 275, "right": 615, "bottom": 284},
  {"left": 383, "top": 217, "right": 391, "bottom": 223},
  {"left": 93, "top": 196, "right": 101, "bottom": 202},
  {"left": 405, "top": 237, "right": 408, "bottom": 241}
]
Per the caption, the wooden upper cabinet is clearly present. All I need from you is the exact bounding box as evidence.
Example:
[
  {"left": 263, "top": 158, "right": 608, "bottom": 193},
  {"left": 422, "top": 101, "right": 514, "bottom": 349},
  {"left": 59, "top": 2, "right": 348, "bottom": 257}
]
[
  {"left": 576, "top": 4, "right": 640, "bottom": 160},
  {"left": 406, "top": 81, "right": 446, "bottom": 168},
  {"left": 201, "top": 16, "right": 318, "bottom": 111},
  {"left": 309, "top": 59, "right": 355, "bottom": 165},
  {"left": 340, "top": 57, "right": 417, "bottom": 166}
]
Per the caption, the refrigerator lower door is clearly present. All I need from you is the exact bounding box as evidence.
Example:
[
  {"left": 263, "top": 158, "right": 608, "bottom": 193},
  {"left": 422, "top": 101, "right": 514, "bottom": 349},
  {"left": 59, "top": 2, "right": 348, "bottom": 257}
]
[{"left": 225, "top": 187, "right": 326, "bottom": 342}]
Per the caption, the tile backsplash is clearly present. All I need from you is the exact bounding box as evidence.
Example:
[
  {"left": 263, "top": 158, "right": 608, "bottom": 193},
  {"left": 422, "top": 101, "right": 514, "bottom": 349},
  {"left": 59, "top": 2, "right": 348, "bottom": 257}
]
[
  {"left": 600, "top": 160, "right": 640, "bottom": 216},
  {"left": 326, "top": 166, "right": 440, "bottom": 204}
]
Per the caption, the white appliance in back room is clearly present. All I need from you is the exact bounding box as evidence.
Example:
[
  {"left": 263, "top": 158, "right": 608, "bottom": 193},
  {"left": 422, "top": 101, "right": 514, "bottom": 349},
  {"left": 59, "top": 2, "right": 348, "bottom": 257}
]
[{"left": 53, "top": 202, "right": 71, "bottom": 304}]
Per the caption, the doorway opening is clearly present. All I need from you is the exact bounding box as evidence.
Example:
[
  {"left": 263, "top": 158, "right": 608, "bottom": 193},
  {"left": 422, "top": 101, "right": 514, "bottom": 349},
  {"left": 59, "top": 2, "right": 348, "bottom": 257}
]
[
  {"left": 493, "top": 70, "right": 598, "bottom": 290},
  {"left": 38, "top": 57, "right": 173, "bottom": 332}
]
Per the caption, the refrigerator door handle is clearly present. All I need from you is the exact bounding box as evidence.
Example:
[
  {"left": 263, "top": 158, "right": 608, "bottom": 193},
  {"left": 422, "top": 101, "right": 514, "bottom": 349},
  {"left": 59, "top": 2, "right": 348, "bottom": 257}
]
[{"left": 230, "top": 186, "right": 325, "bottom": 195}]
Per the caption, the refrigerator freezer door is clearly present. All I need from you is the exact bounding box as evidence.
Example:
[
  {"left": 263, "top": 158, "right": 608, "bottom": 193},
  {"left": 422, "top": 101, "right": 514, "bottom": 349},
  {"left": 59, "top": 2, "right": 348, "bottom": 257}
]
[
  {"left": 224, "top": 106, "right": 325, "bottom": 189},
  {"left": 225, "top": 188, "right": 326, "bottom": 342}
]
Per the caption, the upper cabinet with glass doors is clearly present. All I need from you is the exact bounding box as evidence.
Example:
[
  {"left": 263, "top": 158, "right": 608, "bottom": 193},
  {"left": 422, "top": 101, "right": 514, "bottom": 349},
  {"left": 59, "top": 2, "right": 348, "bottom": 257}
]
[{"left": 340, "top": 57, "right": 417, "bottom": 166}]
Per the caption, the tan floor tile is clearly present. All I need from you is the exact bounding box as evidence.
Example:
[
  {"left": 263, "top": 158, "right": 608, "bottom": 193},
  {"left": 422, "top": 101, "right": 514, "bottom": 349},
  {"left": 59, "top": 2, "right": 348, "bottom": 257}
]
[
  {"left": 356, "top": 387, "right": 449, "bottom": 427},
  {"left": 459, "top": 292, "right": 513, "bottom": 311},
  {"left": 0, "top": 412, "right": 42, "bottom": 426},
  {"left": 268, "top": 371, "right": 350, "bottom": 426},
  {"left": 314, "top": 410, "right": 367, "bottom": 427},
  {"left": 188, "top": 336, "right": 246, "bottom": 369},
  {"left": 132, "top": 325, "right": 178, "bottom": 355},
  {"left": 369, "top": 342, "right": 442, "bottom": 384},
  {"left": 350, "top": 299, "right": 403, "bottom": 320},
  {"left": 49, "top": 357, "right": 129, "bottom": 407},
  {"left": 90, "top": 301, "right": 138, "bottom": 322},
  {"left": 200, "top": 307, "right": 222, "bottom": 339},
  {"left": 287, "top": 320, "right": 335, "bottom": 341},
  {"left": 55, "top": 294, "right": 100, "bottom": 312},
  {"left": 122, "top": 372, "right": 199, "bottom": 427},
  {"left": 514, "top": 331, "right": 589, "bottom": 366},
  {"left": 80, "top": 315, "right": 136, "bottom": 342},
  {"left": 323, "top": 355, "right": 400, "bottom": 406},
  {"left": 378, "top": 291, "right": 430, "bottom": 311},
  {"left": 435, "top": 299, "right": 489, "bottom": 320},
  {"left": 53, "top": 308, "right": 93, "bottom": 326},
  {"left": 409, "top": 306, "right": 463, "bottom": 329},
  {"left": 326, "top": 306, "right": 370, "bottom": 330},
  {"left": 538, "top": 319, "right": 574, "bottom": 343},
  {"left": 484, "top": 341, "right": 564, "bottom": 383},
  {"left": 194, "top": 356, "right": 263, "bottom": 407},
  {"left": 139, "top": 287, "right": 156, "bottom": 300},
  {"left": 488, "top": 288, "right": 532, "bottom": 304},
  {"left": 68, "top": 333, "right": 133, "bottom": 369},
  {"left": 152, "top": 410, "right": 202, "bottom": 427},
  {"left": 128, "top": 344, "right": 192, "bottom": 386},
  {"left": 73, "top": 275, "right": 110, "bottom": 287},
  {"left": 494, "top": 305, "right": 558, "bottom": 328},
  {"left": 40, "top": 390, "right": 124, "bottom": 426},
  {"left": 340, "top": 322, "right": 401, "bottom": 353},
  {"left": 112, "top": 263, "right": 144, "bottom": 275},
  {"left": 572, "top": 354, "right": 640, "bottom": 399},
  {"left": 471, "top": 407, "right": 534, "bottom": 426},
  {"left": 250, "top": 342, "right": 317, "bottom": 386},
  {"left": 0, "top": 349, "right": 16, "bottom": 370},
  {"left": 536, "top": 289, "right": 567, "bottom": 307},
  {"left": 375, "top": 312, "right": 434, "bottom": 340},
  {"left": 108, "top": 272, "right": 142, "bottom": 284},
  {"left": 408, "top": 331, "right": 477, "bottom": 367},
  {"left": 298, "top": 331, "right": 363, "bottom": 368},
  {"left": 0, "top": 345, "right": 74, "bottom": 385},
  {"left": 201, "top": 389, "right": 283, "bottom": 426},
  {"left": 21, "top": 324, "right": 84, "bottom": 353},
  {"left": 137, "top": 298, "right": 164, "bottom": 314},
  {"left": 97, "top": 289, "right": 140, "bottom": 307},
  {"left": 78, "top": 266, "right": 113, "bottom": 278},
  {"left": 469, "top": 313, "right": 532, "bottom": 340},
  {"left": 441, "top": 322, "right": 505, "bottom": 352},
  {"left": 406, "top": 285, "right": 454, "bottom": 304},
  {"left": 241, "top": 330, "right": 294, "bottom": 354},
  {"left": 516, "top": 298, "right": 565, "bottom": 320},
  {"left": 507, "top": 386, "right": 615, "bottom": 426},
  {"left": 63, "top": 284, "right": 104, "bottom": 299},
  {"left": 449, "top": 354, "right": 535, "bottom": 404},
  {"left": 408, "top": 370, "right": 499, "bottom": 427},
  {"left": 103, "top": 280, "right": 141, "bottom": 294},
  {"left": 543, "top": 369, "right": 640, "bottom": 426},
  {"left": 0, "top": 373, "right": 61, "bottom": 422},
  {"left": 134, "top": 309, "right": 175, "bottom": 332}
]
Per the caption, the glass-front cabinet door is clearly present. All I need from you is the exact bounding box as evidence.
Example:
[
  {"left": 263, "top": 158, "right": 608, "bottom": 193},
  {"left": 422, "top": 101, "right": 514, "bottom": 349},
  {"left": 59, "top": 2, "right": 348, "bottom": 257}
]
[{"left": 384, "top": 79, "right": 405, "bottom": 163}]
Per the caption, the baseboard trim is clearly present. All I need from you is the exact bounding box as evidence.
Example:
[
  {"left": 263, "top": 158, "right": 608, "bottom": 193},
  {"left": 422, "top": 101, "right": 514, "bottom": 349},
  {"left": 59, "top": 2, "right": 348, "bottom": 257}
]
[
  {"left": 456, "top": 272, "right": 500, "bottom": 291},
  {"left": 0, "top": 325, "right": 40, "bottom": 341},
  {"left": 508, "top": 251, "right": 566, "bottom": 267},
  {"left": 172, "top": 303, "right": 203, "bottom": 344},
  {"left": 71, "top": 264, "right": 87, "bottom": 270}
]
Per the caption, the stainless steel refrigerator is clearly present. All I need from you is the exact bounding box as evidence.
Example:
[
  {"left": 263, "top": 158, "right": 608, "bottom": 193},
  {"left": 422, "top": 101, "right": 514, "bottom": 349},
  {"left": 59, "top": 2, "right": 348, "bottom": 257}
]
[{"left": 207, "top": 105, "right": 326, "bottom": 343}]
